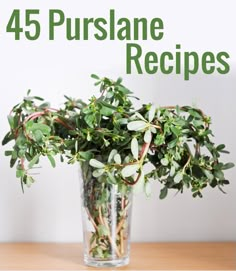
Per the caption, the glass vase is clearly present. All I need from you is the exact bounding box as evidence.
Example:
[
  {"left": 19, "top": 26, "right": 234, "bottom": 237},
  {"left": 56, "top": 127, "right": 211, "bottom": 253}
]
[{"left": 79, "top": 162, "right": 133, "bottom": 267}]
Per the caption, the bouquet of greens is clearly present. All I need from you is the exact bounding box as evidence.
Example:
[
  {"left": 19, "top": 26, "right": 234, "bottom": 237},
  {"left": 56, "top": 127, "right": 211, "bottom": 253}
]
[{"left": 3, "top": 75, "right": 234, "bottom": 261}]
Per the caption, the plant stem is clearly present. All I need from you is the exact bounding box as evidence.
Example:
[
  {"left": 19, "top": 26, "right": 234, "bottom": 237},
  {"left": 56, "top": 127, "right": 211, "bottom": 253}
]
[
  {"left": 183, "top": 155, "right": 191, "bottom": 172},
  {"left": 116, "top": 218, "right": 125, "bottom": 235},
  {"left": 98, "top": 206, "right": 121, "bottom": 258},
  {"left": 120, "top": 229, "right": 124, "bottom": 255}
]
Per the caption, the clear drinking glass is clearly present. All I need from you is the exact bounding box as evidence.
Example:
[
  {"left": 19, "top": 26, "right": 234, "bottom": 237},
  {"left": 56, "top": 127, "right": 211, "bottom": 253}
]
[{"left": 80, "top": 162, "right": 133, "bottom": 267}]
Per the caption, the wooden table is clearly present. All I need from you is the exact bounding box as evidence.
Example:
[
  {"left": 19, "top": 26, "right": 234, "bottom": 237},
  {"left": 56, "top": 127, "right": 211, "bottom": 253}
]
[{"left": 0, "top": 243, "right": 235, "bottom": 270}]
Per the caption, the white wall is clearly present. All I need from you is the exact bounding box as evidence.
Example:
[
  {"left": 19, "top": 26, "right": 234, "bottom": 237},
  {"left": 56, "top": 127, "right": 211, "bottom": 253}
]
[{"left": 0, "top": 0, "right": 235, "bottom": 242}]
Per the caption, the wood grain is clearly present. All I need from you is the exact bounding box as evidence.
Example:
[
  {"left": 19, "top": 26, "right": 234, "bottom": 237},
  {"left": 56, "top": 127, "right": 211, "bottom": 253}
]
[{"left": 0, "top": 242, "right": 235, "bottom": 270}]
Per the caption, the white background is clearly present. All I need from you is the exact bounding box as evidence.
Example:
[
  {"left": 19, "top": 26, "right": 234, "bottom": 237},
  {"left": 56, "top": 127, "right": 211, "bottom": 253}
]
[{"left": 0, "top": 0, "right": 235, "bottom": 242}]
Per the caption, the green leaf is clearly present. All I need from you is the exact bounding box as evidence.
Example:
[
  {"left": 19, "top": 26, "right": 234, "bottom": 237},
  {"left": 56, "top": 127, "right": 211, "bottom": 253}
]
[
  {"left": 189, "top": 109, "right": 202, "bottom": 119},
  {"left": 2, "top": 132, "right": 14, "bottom": 145},
  {"left": 114, "top": 154, "right": 121, "bottom": 164},
  {"left": 131, "top": 137, "right": 139, "bottom": 160},
  {"left": 154, "top": 134, "right": 165, "bottom": 146},
  {"left": 26, "top": 176, "right": 35, "bottom": 188},
  {"left": 99, "top": 101, "right": 117, "bottom": 110},
  {"left": 64, "top": 95, "right": 72, "bottom": 101},
  {"left": 221, "top": 180, "right": 230, "bottom": 185},
  {"left": 79, "top": 151, "right": 93, "bottom": 161},
  {"left": 171, "top": 126, "right": 181, "bottom": 137},
  {"left": 16, "top": 169, "right": 25, "bottom": 178},
  {"left": 107, "top": 171, "right": 117, "bottom": 184},
  {"left": 134, "top": 112, "right": 146, "bottom": 121},
  {"left": 168, "top": 139, "right": 178, "bottom": 149},
  {"left": 84, "top": 114, "right": 95, "bottom": 128},
  {"left": 106, "top": 91, "right": 114, "bottom": 99},
  {"left": 100, "top": 106, "right": 114, "bottom": 116},
  {"left": 183, "top": 174, "right": 191, "bottom": 187},
  {"left": 161, "top": 158, "right": 169, "bottom": 166},
  {"left": 117, "top": 85, "right": 132, "bottom": 94},
  {"left": 31, "top": 123, "right": 51, "bottom": 135},
  {"left": 92, "top": 168, "right": 105, "bottom": 178},
  {"left": 89, "top": 159, "right": 105, "bottom": 169},
  {"left": 33, "top": 96, "right": 44, "bottom": 101},
  {"left": 150, "top": 126, "right": 157, "bottom": 134},
  {"left": 108, "top": 149, "right": 118, "bottom": 163},
  {"left": 174, "top": 172, "right": 183, "bottom": 183},
  {"left": 170, "top": 166, "right": 175, "bottom": 177},
  {"left": 7, "top": 115, "right": 14, "bottom": 129},
  {"left": 192, "top": 165, "right": 204, "bottom": 178},
  {"left": 98, "top": 225, "right": 109, "bottom": 236},
  {"left": 215, "top": 143, "right": 226, "bottom": 153},
  {"left": 172, "top": 161, "right": 180, "bottom": 169},
  {"left": 5, "top": 151, "right": 13, "bottom": 156},
  {"left": 116, "top": 77, "right": 123, "bottom": 84},
  {"left": 10, "top": 157, "right": 17, "bottom": 168},
  {"left": 33, "top": 130, "right": 43, "bottom": 142},
  {"left": 94, "top": 81, "right": 101, "bottom": 86},
  {"left": 214, "top": 170, "right": 224, "bottom": 180},
  {"left": 203, "top": 169, "right": 214, "bottom": 181},
  {"left": 15, "top": 133, "right": 26, "bottom": 147},
  {"left": 25, "top": 121, "right": 35, "bottom": 133},
  {"left": 127, "top": 120, "right": 147, "bottom": 131},
  {"left": 39, "top": 102, "right": 50, "bottom": 109},
  {"left": 96, "top": 247, "right": 104, "bottom": 258},
  {"left": 159, "top": 186, "right": 168, "bottom": 199},
  {"left": 218, "top": 150, "right": 230, "bottom": 154},
  {"left": 193, "top": 119, "right": 204, "bottom": 127},
  {"left": 47, "top": 154, "right": 56, "bottom": 168},
  {"left": 91, "top": 74, "right": 100, "bottom": 80},
  {"left": 117, "top": 118, "right": 128, "bottom": 125},
  {"left": 121, "top": 164, "right": 139, "bottom": 178},
  {"left": 28, "top": 154, "right": 40, "bottom": 169},
  {"left": 148, "top": 105, "right": 156, "bottom": 122},
  {"left": 222, "top": 163, "right": 234, "bottom": 170},
  {"left": 144, "top": 129, "right": 152, "bottom": 143}
]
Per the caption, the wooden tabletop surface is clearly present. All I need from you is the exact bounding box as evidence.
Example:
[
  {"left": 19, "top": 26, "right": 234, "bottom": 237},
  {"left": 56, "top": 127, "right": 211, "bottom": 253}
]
[{"left": 0, "top": 242, "right": 235, "bottom": 270}]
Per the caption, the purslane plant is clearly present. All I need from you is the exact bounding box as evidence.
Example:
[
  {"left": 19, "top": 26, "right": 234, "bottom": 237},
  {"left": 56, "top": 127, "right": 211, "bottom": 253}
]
[
  {"left": 2, "top": 75, "right": 234, "bottom": 259},
  {"left": 2, "top": 75, "right": 234, "bottom": 197}
]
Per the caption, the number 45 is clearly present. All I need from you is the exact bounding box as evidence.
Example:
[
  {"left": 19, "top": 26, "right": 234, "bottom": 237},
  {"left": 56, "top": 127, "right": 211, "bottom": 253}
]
[{"left": 6, "top": 10, "right": 41, "bottom": 40}]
